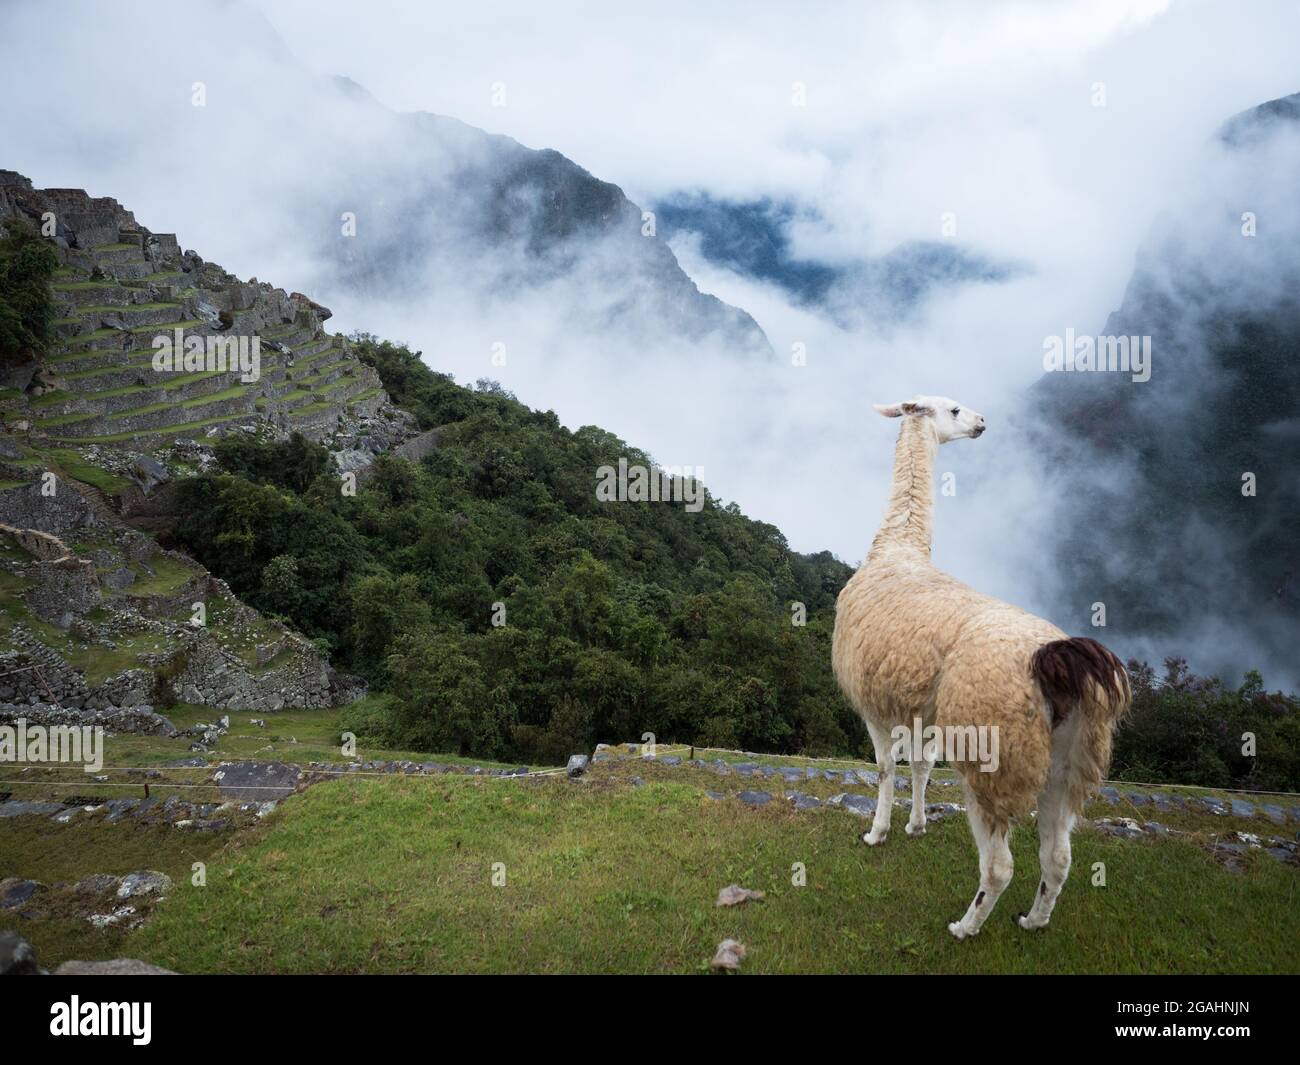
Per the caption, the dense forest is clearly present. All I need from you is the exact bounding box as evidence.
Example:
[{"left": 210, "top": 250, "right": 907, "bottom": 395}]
[
  {"left": 170, "top": 334, "right": 861, "bottom": 763},
  {"left": 164, "top": 335, "right": 1300, "bottom": 786}
]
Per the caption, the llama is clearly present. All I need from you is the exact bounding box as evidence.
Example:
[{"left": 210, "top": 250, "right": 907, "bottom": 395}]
[{"left": 831, "top": 396, "right": 1130, "bottom": 939}]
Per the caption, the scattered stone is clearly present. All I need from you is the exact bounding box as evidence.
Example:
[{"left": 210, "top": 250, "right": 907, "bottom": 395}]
[
  {"left": 87, "top": 906, "right": 137, "bottom": 929},
  {"left": 786, "top": 791, "right": 822, "bottom": 811},
  {"left": 737, "top": 790, "right": 772, "bottom": 807},
  {"left": 1092, "top": 817, "right": 1146, "bottom": 840},
  {"left": 1230, "top": 799, "right": 1256, "bottom": 819},
  {"left": 116, "top": 871, "right": 172, "bottom": 899},
  {"left": 0, "top": 879, "right": 41, "bottom": 910},
  {"left": 73, "top": 874, "right": 120, "bottom": 896},
  {"left": 213, "top": 760, "right": 300, "bottom": 800},
  {"left": 565, "top": 754, "right": 589, "bottom": 778},
  {"left": 0, "top": 932, "right": 40, "bottom": 975},
  {"left": 828, "top": 793, "right": 877, "bottom": 817},
  {"left": 1261, "top": 804, "right": 1286, "bottom": 826},
  {"left": 711, "top": 939, "right": 747, "bottom": 972},
  {"left": 716, "top": 884, "right": 766, "bottom": 907},
  {"left": 0, "top": 800, "right": 64, "bottom": 818},
  {"left": 704, "top": 791, "right": 725, "bottom": 800}
]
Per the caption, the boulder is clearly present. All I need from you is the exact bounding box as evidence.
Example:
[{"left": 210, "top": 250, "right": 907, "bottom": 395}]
[
  {"left": 0, "top": 931, "right": 40, "bottom": 975},
  {"left": 116, "top": 871, "right": 172, "bottom": 899},
  {"left": 128, "top": 454, "right": 170, "bottom": 495}
]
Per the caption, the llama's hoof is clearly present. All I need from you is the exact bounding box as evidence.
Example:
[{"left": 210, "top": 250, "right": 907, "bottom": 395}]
[
  {"left": 904, "top": 821, "right": 926, "bottom": 837},
  {"left": 947, "top": 921, "right": 971, "bottom": 940},
  {"left": 861, "top": 828, "right": 888, "bottom": 846},
  {"left": 1016, "top": 913, "right": 1045, "bottom": 931}
]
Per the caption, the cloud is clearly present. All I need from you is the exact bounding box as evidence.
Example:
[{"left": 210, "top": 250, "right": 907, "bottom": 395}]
[{"left": 3, "top": 0, "right": 1300, "bottom": 681}]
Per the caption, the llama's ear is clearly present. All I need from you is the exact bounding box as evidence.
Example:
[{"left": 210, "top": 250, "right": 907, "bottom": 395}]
[
  {"left": 873, "top": 403, "right": 905, "bottom": 418},
  {"left": 900, "top": 400, "right": 934, "bottom": 416}
]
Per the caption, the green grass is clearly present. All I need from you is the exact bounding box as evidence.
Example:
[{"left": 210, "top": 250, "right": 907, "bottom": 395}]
[
  {"left": 125, "top": 553, "right": 198, "bottom": 597},
  {"left": 42, "top": 448, "right": 132, "bottom": 494},
  {"left": 114, "top": 768, "right": 1298, "bottom": 974},
  {"left": 2, "top": 713, "right": 1295, "bottom": 974}
]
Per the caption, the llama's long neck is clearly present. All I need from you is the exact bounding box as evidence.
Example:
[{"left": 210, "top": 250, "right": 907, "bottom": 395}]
[{"left": 869, "top": 416, "right": 938, "bottom": 559}]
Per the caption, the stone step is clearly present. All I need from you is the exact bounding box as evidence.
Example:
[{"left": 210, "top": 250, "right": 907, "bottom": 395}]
[
  {"left": 49, "top": 409, "right": 255, "bottom": 446},
  {"left": 42, "top": 383, "right": 258, "bottom": 440},
  {"left": 51, "top": 281, "right": 135, "bottom": 309},
  {"left": 91, "top": 243, "right": 146, "bottom": 265}
]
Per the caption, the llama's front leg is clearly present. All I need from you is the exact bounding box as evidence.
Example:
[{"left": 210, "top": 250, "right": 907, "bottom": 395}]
[
  {"left": 905, "top": 747, "right": 935, "bottom": 837},
  {"left": 1018, "top": 776, "right": 1074, "bottom": 931},
  {"left": 861, "top": 720, "right": 895, "bottom": 846},
  {"left": 948, "top": 803, "right": 1013, "bottom": 940}
]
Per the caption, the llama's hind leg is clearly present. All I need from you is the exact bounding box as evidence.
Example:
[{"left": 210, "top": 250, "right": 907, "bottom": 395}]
[
  {"left": 905, "top": 743, "right": 935, "bottom": 837},
  {"left": 1017, "top": 771, "right": 1075, "bottom": 931},
  {"left": 948, "top": 800, "right": 1013, "bottom": 940},
  {"left": 861, "top": 719, "right": 895, "bottom": 846}
]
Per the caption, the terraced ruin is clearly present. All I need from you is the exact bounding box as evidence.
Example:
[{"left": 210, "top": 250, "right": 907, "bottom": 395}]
[
  {"left": 0, "top": 170, "right": 416, "bottom": 713},
  {"left": 0, "top": 174, "right": 400, "bottom": 446}
]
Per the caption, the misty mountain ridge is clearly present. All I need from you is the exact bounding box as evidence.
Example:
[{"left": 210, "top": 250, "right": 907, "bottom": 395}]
[
  {"left": 653, "top": 192, "right": 1023, "bottom": 327},
  {"left": 1033, "top": 90, "right": 1300, "bottom": 685},
  {"left": 316, "top": 80, "right": 772, "bottom": 357}
]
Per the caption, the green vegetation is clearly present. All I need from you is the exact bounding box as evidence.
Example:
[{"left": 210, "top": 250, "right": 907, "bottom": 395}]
[
  {"left": 169, "top": 334, "right": 857, "bottom": 764},
  {"left": 162, "top": 334, "right": 1300, "bottom": 783},
  {"left": 0, "top": 217, "right": 59, "bottom": 370},
  {"left": 1114, "top": 658, "right": 1300, "bottom": 791}
]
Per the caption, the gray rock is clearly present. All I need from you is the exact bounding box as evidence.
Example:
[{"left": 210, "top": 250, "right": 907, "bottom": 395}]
[
  {"left": 659, "top": 756, "right": 681, "bottom": 767},
  {"left": 836, "top": 794, "right": 878, "bottom": 817},
  {"left": 116, "top": 871, "right": 172, "bottom": 899},
  {"left": 0, "top": 931, "right": 40, "bottom": 975},
  {"left": 0, "top": 879, "right": 41, "bottom": 910},
  {"left": 737, "top": 790, "right": 772, "bottom": 807},
  {"left": 104, "top": 798, "right": 141, "bottom": 822},
  {"left": 74, "top": 874, "right": 121, "bottom": 896},
  {"left": 213, "top": 760, "right": 300, "bottom": 800},
  {"left": 1230, "top": 799, "right": 1256, "bottom": 819},
  {"left": 565, "top": 754, "right": 589, "bottom": 778},
  {"left": 786, "top": 791, "right": 822, "bottom": 811},
  {"left": 1261, "top": 804, "right": 1286, "bottom": 825},
  {"left": 128, "top": 454, "right": 170, "bottom": 495},
  {"left": 0, "top": 800, "right": 64, "bottom": 818}
]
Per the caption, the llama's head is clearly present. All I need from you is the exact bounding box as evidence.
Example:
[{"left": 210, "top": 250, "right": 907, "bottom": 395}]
[{"left": 873, "top": 395, "right": 986, "bottom": 443}]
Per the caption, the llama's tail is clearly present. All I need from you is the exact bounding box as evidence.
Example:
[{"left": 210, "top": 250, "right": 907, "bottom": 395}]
[{"left": 1030, "top": 636, "right": 1131, "bottom": 812}]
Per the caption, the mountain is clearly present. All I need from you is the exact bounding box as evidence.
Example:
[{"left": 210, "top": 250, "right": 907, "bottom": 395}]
[
  {"left": 1033, "top": 91, "right": 1300, "bottom": 682},
  {"left": 0, "top": 172, "right": 857, "bottom": 762},
  {"left": 652, "top": 192, "right": 1022, "bottom": 325},
  {"left": 317, "top": 87, "right": 772, "bottom": 356}
]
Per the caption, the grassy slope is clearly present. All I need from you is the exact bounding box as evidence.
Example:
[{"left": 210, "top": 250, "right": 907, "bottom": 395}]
[
  {"left": 123, "top": 765, "right": 1298, "bottom": 975},
  {"left": 4, "top": 709, "right": 1295, "bottom": 974}
]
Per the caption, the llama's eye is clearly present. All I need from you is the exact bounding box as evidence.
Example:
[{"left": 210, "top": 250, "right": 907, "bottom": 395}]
[{"left": 950, "top": 407, "right": 960, "bottom": 416}]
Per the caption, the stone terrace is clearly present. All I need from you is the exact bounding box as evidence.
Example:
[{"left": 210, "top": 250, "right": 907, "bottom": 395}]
[{"left": 0, "top": 172, "right": 395, "bottom": 453}]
